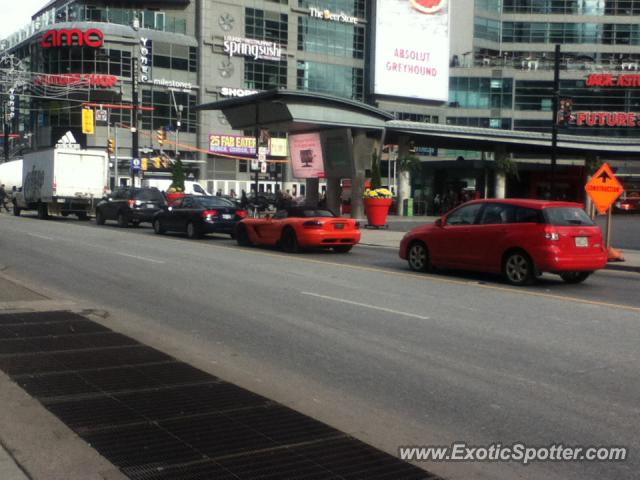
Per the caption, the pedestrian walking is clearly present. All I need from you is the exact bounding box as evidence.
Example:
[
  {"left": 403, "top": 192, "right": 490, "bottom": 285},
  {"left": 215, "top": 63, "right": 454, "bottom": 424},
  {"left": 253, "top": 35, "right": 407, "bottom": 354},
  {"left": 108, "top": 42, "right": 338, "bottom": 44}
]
[{"left": 0, "top": 184, "right": 10, "bottom": 212}]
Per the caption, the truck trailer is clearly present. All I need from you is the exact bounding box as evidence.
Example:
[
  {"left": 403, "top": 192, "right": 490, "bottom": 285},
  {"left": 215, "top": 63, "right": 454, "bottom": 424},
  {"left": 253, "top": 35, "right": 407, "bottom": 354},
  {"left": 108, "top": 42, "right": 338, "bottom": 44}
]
[{"left": 14, "top": 147, "right": 109, "bottom": 219}]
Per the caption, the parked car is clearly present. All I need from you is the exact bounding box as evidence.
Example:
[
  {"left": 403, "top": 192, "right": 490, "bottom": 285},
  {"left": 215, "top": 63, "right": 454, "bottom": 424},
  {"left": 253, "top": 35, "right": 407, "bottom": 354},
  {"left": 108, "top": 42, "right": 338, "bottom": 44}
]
[
  {"left": 399, "top": 199, "right": 608, "bottom": 285},
  {"left": 95, "top": 187, "right": 166, "bottom": 227},
  {"left": 235, "top": 207, "right": 361, "bottom": 253},
  {"left": 152, "top": 195, "right": 248, "bottom": 239}
]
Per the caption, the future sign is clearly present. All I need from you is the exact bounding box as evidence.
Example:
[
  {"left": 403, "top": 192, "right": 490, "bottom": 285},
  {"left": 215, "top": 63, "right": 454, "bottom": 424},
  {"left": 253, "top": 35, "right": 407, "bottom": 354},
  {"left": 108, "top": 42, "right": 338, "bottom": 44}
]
[{"left": 374, "top": 0, "right": 449, "bottom": 102}]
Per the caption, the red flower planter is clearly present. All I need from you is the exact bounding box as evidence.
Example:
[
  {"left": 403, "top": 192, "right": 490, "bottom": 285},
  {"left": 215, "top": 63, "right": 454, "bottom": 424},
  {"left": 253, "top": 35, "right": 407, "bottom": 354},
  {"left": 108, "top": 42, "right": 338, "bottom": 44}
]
[
  {"left": 166, "top": 192, "right": 185, "bottom": 204},
  {"left": 364, "top": 197, "right": 392, "bottom": 227}
]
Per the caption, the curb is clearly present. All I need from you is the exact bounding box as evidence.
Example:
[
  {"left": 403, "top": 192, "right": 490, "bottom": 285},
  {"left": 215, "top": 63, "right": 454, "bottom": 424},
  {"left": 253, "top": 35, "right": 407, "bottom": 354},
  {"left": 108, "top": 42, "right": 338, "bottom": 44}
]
[{"left": 606, "top": 264, "right": 640, "bottom": 274}]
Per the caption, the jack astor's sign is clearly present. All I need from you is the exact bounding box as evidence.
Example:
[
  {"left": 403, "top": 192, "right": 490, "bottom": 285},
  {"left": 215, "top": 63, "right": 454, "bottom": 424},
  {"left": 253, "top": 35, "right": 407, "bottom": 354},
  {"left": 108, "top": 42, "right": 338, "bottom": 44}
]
[
  {"left": 41, "top": 28, "right": 104, "bottom": 48},
  {"left": 586, "top": 73, "right": 640, "bottom": 87},
  {"left": 34, "top": 74, "right": 118, "bottom": 88}
]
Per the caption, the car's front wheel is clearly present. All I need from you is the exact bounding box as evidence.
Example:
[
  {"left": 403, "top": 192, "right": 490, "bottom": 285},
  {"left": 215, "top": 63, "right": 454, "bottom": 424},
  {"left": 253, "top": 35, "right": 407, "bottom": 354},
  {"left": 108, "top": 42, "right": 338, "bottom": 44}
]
[
  {"left": 560, "top": 271, "right": 592, "bottom": 284},
  {"left": 153, "top": 219, "right": 165, "bottom": 235},
  {"left": 503, "top": 250, "right": 535, "bottom": 286},
  {"left": 117, "top": 212, "right": 128, "bottom": 228},
  {"left": 186, "top": 221, "right": 201, "bottom": 239},
  {"left": 95, "top": 210, "right": 105, "bottom": 225},
  {"left": 408, "top": 241, "right": 430, "bottom": 272}
]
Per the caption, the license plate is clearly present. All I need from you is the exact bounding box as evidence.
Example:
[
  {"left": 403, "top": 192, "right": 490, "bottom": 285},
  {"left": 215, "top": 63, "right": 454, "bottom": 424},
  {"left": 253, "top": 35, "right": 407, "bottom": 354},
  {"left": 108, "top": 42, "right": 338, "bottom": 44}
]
[
  {"left": 222, "top": 214, "right": 232, "bottom": 220},
  {"left": 145, "top": 204, "right": 155, "bottom": 209},
  {"left": 334, "top": 224, "right": 345, "bottom": 230},
  {"left": 575, "top": 236, "right": 588, "bottom": 247}
]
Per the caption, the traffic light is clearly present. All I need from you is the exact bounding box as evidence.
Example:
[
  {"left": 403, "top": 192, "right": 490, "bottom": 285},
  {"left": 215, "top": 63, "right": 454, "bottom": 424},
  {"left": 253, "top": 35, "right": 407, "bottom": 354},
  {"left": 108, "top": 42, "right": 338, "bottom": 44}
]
[
  {"left": 559, "top": 98, "right": 573, "bottom": 125},
  {"left": 154, "top": 157, "right": 161, "bottom": 168},
  {"left": 107, "top": 137, "right": 115, "bottom": 155},
  {"left": 142, "top": 158, "right": 148, "bottom": 171},
  {"left": 157, "top": 127, "right": 166, "bottom": 145}
]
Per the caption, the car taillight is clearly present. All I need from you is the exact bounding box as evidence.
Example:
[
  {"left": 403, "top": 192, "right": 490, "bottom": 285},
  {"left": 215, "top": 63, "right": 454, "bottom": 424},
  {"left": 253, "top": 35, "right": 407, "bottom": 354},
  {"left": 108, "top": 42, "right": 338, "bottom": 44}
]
[
  {"left": 544, "top": 228, "right": 560, "bottom": 241},
  {"left": 202, "top": 209, "right": 219, "bottom": 220},
  {"left": 128, "top": 199, "right": 136, "bottom": 208},
  {"left": 303, "top": 220, "right": 323, "bottom": 229},
  {"left": 236, "top": 209, "right": 248, "bottom": 219}
]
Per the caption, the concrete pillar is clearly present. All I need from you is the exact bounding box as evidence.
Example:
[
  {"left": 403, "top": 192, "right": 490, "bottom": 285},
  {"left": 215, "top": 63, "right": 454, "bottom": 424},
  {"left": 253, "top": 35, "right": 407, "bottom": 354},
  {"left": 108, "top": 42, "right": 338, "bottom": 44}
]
[
  {"left": 397, "top": 135, "right": 411, "bottom": 216},
  {"left": 494, "top": 172, "right": 506, "bottom": 199},
  {"left": 305, "top": 178, "right": 319, "bottom": 206},
  {"left": 326, "top": 177, "right": 341, "bottom": 214},
  {"left": 350, "top": 129, "right": 370, "bottom": 220}
]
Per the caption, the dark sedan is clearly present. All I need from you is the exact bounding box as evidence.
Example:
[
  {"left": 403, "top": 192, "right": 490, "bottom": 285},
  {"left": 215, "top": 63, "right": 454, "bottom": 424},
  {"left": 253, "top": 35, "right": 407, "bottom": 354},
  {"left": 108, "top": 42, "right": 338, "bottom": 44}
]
[{"left": 152, "top": 195, "right": 248, "bottom": 239}]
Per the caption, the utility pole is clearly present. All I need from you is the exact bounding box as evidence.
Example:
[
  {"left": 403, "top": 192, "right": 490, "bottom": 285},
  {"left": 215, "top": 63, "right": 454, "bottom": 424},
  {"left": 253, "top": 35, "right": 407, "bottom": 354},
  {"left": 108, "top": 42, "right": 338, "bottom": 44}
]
[
  {"left": 131, "top": 56, "right": 139, "bottom": 186},
  {"left": 550, "top": 44, "right": 561, "bottom": 200}
]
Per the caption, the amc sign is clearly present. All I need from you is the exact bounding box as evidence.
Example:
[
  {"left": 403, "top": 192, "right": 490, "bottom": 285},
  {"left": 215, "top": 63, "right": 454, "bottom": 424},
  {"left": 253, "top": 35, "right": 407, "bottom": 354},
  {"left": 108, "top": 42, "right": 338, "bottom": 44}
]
[{"left": 41, "top": 28, "right": 104, "bottom": 48}]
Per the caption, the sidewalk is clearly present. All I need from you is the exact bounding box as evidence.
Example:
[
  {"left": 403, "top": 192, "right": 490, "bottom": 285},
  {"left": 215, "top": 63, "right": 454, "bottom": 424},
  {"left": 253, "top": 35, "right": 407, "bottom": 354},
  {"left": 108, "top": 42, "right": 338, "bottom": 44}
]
[
  {"left": 359, "top": 216, "right": 640, "bottom": 273},
  {"left": 0, "top": 446, "right": 28, "bottom": 480}
]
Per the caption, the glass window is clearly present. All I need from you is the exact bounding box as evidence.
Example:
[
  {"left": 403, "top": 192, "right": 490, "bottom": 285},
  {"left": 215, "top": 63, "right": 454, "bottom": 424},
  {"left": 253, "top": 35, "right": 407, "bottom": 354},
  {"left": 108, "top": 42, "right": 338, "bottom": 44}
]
[
  {"left": 514, "top": 207, "right": 543, "bottom": 223},
  {"left": 297, "top": 17, "right": 365, "bottom": 59},
  {"left": 446, "top": 203, "right": 483, "bottom": 225},
  {"left": 246, "top": 8, "right": 288, "bottom": 46},
  {"left": 296, "top": 61, "right": 364, "bottom": 100},
  {"left": 479, "top": 203, "right": 511, "bottom": 224},
  {"left": 544, "top": 207, "right": 594, "bottom": 226},
  {"left": 245, "top": 59, "right": 288, "bottom": 90}
]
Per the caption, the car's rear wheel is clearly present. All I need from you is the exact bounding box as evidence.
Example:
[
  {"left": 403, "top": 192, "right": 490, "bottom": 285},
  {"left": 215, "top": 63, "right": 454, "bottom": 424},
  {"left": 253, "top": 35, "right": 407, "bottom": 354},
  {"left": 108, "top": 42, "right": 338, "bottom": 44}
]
[
  {"left": 186, "top": 221, "right": 201, "bottom": 239},
  {"left": 281, "top": 228, "right": 299, "bottom": 253},
  {"left": 333, "top": 245, "right": 353, "bottom": 253},
  {"left": 503, "top": 250, "right": 535, "bottom": 286},
  {"left": 408, "top": 241, "right": 430, "bottom": 272},
  {"left": 560, "top": 271, "right": 592, "bottom": 284},
  {"left": 37, "top": 203, "right": 48, "bottom": 220},
  {"left": 95, "top": 210, "right": 105, "bottom": 225},
  {"left": 153, "top": 219, "right": 165, "bottom": 235},
  {"left": 117, "top": 212, "right": 128, "bottom": 228},
  {"left": 236, "top": 224, "right": 252, "bottom": 246}
]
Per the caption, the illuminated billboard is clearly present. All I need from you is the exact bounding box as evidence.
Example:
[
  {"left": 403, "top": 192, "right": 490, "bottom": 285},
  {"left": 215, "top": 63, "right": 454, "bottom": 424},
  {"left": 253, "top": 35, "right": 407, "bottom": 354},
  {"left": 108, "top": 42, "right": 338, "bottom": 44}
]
[
  {"left": 374, "top": 0, "right": 450, "bottom": 102},
  {"left": 289, "top": 133, "right": 325, "bottom": 179}
]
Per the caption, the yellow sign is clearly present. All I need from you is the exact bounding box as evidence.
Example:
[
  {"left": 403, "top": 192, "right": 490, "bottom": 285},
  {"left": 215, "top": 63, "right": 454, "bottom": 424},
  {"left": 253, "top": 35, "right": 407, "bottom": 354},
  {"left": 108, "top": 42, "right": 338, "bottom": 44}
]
[
  {"left": 585, "top": 163, "right": 624, "bottom": 214},
  {"left": 142, "top": 158, "right": 148, "bottom": 171},
  {"left": 269, "top": 138, "right": 288, "bottom": 157},
  {"left": 81, "top": 108, "right": 94, "bottom": 135}
]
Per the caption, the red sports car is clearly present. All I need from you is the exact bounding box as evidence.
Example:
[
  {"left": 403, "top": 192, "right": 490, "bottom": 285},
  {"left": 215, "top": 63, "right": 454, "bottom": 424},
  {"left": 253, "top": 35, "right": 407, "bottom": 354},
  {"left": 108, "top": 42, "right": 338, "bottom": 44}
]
[
  {"left": 235, "top": 207, "right": 361, "bottom": 253},
  {"left": 399, "top": 199, "right": 608, "bottom": 285}
]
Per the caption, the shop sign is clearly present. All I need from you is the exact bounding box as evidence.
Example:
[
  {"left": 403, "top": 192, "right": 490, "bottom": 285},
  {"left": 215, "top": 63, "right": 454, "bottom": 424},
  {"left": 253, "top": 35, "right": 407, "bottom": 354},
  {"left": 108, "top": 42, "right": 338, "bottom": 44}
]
[
  {"left": 309, "top": 7, "right": 358, "bottom": 24},
  {"left": 41, "top": 28, "right": 103, "bottom": 48},
  {"left": 209, "top": 134, "right": 257, "bottom": 156},
  {"left": 34, "top": 74, "right": 118, "bottom": 88},
  {"left": 150, "top": 79, "right": 193, "bottom": 90},
  {"left": 223, "top": 35, "right": 282, "bottom": 61},
  {"left": 586, "top": 73, "right": 640, "bottom": 88},
  {"left": 289, "top": 132, "right": 325, "bottom": 179},
  {"left": 139, "top": 37, "right": 152, "bottom": 83},
  {"left": 220, "top": 87, "right": 259, "bottom": 97},
  {"left": 575, "top": 111, "right": 639, "bottom": 127},
  {"left": 7, "top": 87, "right": 16, "bottom": 120}
]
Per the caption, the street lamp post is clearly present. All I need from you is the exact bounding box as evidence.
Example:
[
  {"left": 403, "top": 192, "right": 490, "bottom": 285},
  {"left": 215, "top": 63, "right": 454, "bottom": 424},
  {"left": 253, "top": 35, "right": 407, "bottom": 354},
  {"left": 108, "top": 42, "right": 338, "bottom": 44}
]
[
  {"left": 550, "top": 44, "right": 561, "bottom": 200},
  {"left": 176, "top": 104, "right": 183, "bottom": 159}
]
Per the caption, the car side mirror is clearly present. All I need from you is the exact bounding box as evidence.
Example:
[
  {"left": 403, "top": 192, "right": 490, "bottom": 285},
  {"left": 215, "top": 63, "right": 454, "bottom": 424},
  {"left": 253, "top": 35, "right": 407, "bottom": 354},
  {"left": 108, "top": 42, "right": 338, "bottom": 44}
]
[{"left": 435, "top": 218, "right": 443, "bottom": 227}]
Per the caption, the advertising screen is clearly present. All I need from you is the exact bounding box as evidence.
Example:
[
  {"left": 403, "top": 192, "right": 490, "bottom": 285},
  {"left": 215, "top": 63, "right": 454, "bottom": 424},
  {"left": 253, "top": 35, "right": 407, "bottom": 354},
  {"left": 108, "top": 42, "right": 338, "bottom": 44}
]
[
  {"left": 374, "top": 0, "right": 450, "bottom": 102},
  {"left": 289, "top": 133, "right": 325, "bottom": 179}
]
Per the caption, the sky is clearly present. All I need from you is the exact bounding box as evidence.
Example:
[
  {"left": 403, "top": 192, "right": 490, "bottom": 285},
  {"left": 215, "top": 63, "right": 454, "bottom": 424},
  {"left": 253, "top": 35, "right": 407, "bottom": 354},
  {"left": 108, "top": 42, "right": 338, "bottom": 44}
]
[{"left": 0, "top": 0, "right": 47, "bottom": 40}]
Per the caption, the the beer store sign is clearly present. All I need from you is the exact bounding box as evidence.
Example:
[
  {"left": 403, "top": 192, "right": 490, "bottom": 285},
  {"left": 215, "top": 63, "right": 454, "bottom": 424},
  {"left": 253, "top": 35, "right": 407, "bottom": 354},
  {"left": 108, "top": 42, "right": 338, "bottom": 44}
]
[
  {"left": 41, "top": 28, "right": 104, "bottom": 48},
  {"left": 223, "top": 36, "right": 282, "bottom": 61},
  {"left": 309, "top": 7, "right": 358, "bottom": 24}
]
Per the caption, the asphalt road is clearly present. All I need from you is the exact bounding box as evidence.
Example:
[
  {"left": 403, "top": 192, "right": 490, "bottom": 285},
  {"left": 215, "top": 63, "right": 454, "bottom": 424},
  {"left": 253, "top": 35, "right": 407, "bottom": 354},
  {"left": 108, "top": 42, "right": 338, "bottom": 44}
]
[
  {"left": 1, "top": 213, "right": 639, "bottom": 480},
  {"left": 387, "top": 213, "right": 640, "bottom": 250}
]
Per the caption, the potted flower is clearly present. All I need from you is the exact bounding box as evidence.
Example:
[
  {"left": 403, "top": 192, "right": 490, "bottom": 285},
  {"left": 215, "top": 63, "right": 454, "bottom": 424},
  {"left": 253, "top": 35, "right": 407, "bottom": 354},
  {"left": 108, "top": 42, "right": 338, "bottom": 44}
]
[
  {"left": 363, "top": 187, "right": 393, "bottom": 227},
  {"left": 166, "top": 157, "right": 186, "bottom": 203}
]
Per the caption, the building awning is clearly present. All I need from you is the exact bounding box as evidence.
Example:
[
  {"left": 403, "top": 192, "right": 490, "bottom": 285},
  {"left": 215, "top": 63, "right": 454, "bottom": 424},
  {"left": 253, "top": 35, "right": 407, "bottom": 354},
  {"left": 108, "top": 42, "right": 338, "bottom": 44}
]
[{"left": 196, "top": 89, "right": 393, "bottom": 132}]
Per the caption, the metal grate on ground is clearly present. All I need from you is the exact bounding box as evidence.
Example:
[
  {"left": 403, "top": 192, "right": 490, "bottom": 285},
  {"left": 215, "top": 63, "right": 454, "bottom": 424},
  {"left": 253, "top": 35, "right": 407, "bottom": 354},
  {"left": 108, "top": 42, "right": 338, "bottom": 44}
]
[{"left": 0, "top": 311, "right": 441, "bottom": 480}]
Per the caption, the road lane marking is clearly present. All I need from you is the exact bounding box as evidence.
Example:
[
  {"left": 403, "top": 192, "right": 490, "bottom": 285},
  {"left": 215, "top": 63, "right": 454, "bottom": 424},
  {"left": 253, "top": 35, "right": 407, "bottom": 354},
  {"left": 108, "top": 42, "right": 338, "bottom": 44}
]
[
  {"left": 114, "top": 252, "right": 165, "bottom": 264},
  {"left": 26, "top": 232, "right": 55, "bottom": 241},
  {"left": 301, "top": 291, "right": 431, "bottom": 320}
]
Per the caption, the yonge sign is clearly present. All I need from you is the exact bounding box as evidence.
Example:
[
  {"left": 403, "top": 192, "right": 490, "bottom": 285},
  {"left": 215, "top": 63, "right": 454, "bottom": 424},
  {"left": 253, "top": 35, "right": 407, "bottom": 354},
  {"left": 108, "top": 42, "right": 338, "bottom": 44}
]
[
  {"left": 223, "top": 36, "right": 282, "bottom": 61},
  {"left": 41, "top": 28, "right": 104, "bottom": 48}
]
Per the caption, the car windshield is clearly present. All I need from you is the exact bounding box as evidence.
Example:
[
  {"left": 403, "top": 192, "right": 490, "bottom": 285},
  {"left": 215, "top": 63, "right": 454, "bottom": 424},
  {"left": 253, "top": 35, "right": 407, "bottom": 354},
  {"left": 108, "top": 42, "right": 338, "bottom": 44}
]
[
  {"left": 195, "top": 197, "right": 235, "bottom": 208},
  {"left": 544, "top": 207, "right": 594, "bottom": 226},
  {"left": 288, "top": 208, "right": 335, "bottom": 218},
  {"left": 135, "top": 188, "right": 164, "bottom": 202}
]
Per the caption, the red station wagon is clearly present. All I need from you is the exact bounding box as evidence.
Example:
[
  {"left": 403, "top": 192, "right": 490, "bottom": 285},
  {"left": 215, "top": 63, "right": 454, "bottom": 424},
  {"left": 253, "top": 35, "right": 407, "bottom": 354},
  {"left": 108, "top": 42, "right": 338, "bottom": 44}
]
[{"left": 399, "top": 199, "right": 608, "bottom": 285}]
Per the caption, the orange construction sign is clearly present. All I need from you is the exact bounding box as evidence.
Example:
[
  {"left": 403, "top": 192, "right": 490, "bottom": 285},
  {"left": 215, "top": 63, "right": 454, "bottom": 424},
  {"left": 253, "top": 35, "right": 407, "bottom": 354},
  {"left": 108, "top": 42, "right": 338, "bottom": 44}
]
[{"left": 585, "top": 163, "right": 624, "bottom": 214}]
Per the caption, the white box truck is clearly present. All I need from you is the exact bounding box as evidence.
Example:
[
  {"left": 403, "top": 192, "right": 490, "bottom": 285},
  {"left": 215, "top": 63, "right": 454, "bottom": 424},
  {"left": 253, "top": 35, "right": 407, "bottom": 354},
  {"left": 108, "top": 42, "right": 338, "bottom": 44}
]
[
  {"left": 14, "top": 147, "right": 109, "bottom": 219},
  {"left": 0, "top": 159, "right": 23, "bottom": 193}
]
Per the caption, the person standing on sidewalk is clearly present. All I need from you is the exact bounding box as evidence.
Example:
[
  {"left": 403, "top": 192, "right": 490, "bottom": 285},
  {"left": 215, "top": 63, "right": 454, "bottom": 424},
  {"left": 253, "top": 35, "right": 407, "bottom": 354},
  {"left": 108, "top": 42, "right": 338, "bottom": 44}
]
[{"left": 0, "top": 184, "right": 10, "bottom": 212}]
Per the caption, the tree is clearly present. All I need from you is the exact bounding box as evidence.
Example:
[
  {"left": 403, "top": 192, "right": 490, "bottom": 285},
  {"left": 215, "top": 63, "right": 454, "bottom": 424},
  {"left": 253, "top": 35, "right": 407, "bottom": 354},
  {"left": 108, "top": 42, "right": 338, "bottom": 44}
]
[
  {"left": 396, "top": 152, "right": 421, "bottom": 216},
  {"left": 170, "top": 158, "right": 186, "bottom": 192},
  {"left": 370, "top": 151, "right": 382, "bottom": 189}
]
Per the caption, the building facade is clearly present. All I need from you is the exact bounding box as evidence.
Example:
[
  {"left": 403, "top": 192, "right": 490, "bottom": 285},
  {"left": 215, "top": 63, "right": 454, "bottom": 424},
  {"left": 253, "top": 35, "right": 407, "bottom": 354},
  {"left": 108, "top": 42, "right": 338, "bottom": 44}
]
[{"left": 3, "top": 0, "right": 640, "bottom": 203}]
